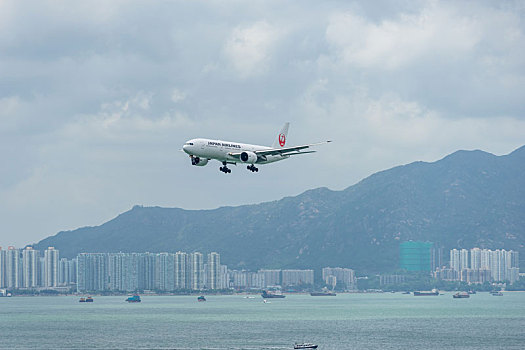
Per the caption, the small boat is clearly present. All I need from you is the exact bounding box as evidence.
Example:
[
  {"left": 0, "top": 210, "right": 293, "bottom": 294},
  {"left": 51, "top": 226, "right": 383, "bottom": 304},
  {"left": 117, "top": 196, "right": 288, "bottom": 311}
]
[
  {"left": 491, "top": 291, "right": 503, "bottom": 296},
  {"left": 197, "top": 296, "right": 206, "bottom": 302},
  {"left": 453, "top": 292, "right": 470, "bottom": 298},
  {"left": 85, "top": 296, "right": 94, "bottom": 302},
  {"left": 402, "top": 291, "right": 411, "bottom": 295},
  {"left": 126, "top": 294, "right": 141, "bottom": 303},
  {"left": 294, "top": 343, "right": 318, "bottom": 349},
  {"left": 79, "top": 297, "right": 86, "bottom": 303}
]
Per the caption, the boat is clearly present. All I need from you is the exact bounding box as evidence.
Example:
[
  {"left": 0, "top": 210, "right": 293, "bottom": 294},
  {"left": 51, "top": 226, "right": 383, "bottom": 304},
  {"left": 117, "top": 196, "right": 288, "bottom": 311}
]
[
  {"left": 468, "top": 290, "right": 476, "bottom": 294},
  {"left": 310, "top": 291, "right": 336, "bottom": 296},
  {"left": 125, "top": 294, "right": 141, "bottom": 303},
  {"left": 197, "top": 296, "right": 206, "bottom": 302},
  {"left": 413, "top": 289, "right": 439, "bottom": 296},
  {"left": 453, "top": 292, "right": 470, "bottom": 298},
  {"left": 294, "top": 343, "right": 318, "bottom": 349},
  {"left": 86, "top": 296, "right": 94, "bottom": 302},
  {"left": 79, "top": 297, "right": 86, "bottom": 302},
  {"left": 261, "top": 290, "right": 285, "bottom": 298},
  {"left": 491, "top": 291, "right": 503, "bottom": 296},
  {"left": 402, "top": 291, "right": 411, "bottom": 295}
]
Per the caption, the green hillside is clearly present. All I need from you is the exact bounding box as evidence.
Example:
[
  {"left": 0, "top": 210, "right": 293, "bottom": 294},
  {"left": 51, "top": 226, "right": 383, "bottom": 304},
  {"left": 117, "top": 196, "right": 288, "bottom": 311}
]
[{"left": 33, "top": 146, "right": 525, "bottom": 273}]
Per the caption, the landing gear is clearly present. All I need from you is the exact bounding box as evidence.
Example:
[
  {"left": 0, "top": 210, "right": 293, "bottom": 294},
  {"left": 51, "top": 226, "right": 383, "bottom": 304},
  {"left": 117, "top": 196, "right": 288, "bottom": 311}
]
[
  {"left": 220, "top": 162, "right": 231, "bottom": 174},
  {"left": 247, "top": 164, "right": 258, "bottom": 172}
]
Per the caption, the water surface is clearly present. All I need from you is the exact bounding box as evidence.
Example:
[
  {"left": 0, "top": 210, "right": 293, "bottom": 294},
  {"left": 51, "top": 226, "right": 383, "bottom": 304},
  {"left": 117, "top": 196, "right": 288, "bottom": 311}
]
[{"left": 1, "top": 292, "right": 524, "bottom": 349}]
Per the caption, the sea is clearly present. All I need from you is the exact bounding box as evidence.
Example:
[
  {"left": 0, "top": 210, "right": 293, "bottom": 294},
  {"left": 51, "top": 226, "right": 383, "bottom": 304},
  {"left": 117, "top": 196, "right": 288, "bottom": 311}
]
[{"left": 1, "top": 292, "right": 524, "bottom": 349}]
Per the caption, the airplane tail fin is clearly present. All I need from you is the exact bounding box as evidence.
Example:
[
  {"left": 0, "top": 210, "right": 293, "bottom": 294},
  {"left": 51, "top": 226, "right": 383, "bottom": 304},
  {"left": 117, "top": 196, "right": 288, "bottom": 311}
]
[{"left": 272, "top": 122, "right": 290, "bottom": 149}]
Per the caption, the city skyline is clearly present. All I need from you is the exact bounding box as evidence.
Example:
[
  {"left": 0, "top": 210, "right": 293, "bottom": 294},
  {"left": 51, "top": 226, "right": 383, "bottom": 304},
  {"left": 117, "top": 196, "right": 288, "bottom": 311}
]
[{"left": 1, "top": 244, "right": 520, "bottom": 293}]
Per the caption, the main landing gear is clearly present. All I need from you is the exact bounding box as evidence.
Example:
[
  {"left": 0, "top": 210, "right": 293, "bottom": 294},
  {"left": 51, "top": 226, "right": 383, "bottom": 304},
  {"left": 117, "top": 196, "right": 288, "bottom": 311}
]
[
  {"left": 247, "top": 164, "right": 258, "bottom": 172},
  {"left": 220, "top": 162, "right": 231, "bottom": 174}
]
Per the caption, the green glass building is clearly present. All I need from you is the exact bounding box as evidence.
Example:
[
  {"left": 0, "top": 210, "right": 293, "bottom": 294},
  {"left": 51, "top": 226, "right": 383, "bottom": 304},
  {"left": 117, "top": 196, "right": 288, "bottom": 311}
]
[{"left": 400, "top": 241, "right": 433, "bottom": 271}]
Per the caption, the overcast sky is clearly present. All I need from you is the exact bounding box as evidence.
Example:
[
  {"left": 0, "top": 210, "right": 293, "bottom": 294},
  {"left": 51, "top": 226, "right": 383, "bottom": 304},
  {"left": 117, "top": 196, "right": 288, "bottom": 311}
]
[{"left": 1, "top": 0, "right": 524, "bottom": 248}]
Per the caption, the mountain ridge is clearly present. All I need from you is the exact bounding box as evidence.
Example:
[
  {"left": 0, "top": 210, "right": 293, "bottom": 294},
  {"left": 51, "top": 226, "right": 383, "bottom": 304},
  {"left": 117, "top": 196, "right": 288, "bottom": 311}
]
[{"left": 32, "top": 146, "right": 525, "bottom": 272}]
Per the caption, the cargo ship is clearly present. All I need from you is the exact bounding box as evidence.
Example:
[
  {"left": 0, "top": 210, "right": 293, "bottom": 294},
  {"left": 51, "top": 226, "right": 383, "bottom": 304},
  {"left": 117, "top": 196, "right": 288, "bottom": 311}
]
[
  {"left": 261, "top": 290, "right": 285, "bottom": 298},
  {"left": 310, "top": 291, "right": 336, "bottom": 296},
  {"left": 413, "top": 289, "right": 439, "bottom": 296}
]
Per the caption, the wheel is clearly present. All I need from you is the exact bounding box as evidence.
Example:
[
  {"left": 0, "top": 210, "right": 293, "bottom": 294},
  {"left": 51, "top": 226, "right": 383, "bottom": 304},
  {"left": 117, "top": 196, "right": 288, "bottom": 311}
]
[{"left": 255, "top": 168, "right": 258, "bottom": 172}]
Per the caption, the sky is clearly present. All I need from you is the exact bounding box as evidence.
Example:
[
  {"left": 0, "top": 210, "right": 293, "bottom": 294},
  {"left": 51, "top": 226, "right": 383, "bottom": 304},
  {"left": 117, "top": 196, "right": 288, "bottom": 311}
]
[{"left": 1, "top": 0, "right": 524, "bottom": 248}]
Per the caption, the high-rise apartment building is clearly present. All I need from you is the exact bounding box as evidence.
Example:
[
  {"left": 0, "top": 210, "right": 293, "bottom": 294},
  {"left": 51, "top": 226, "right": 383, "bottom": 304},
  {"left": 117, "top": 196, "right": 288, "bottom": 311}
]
[
  {"left": 155, "top": 253, "right": 175, "bottom": 291},
  {"left": 6, "top": 247, "right": 20, "bottom": 289},
  {"left": 58, "top": 258, "right": 77, "bottom": 286},
  {"left": 470, "top": 248, "right": 481, "bottom": 270},
  {"left": 44, "top": 247, "right": 59, "bottom": 287},
  {"left": 480, "top": 249, "right": 492, "bottom": 270},
  {"left": 450, "top": 249, "right": 460, "bottom": 271},
  {"left": 189, "top": 252, "right": 204, "bottom": 290},
  {"left": 460, "top": 249, "right": 469, "bottom": 270},
  {"left": 22, "top": 247, "right": 39, "bottom": 288},
  {"left": 138, "top": 253, "right": 156, "bottom": 291},
  {"left": 206, "top": 252, "right": 220, "bottom": 290},
  {"left": 174, "top": 251, "right": 188, "bottom": 289},
  {"left": 0, "top": 247, "right": 6, "bottom": 288}
]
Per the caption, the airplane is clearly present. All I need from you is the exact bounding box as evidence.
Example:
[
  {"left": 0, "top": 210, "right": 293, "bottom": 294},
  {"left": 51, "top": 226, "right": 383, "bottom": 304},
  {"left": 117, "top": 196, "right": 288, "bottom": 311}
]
[{"left": 182, "top": 122, "right": 331, "bottom": 173}]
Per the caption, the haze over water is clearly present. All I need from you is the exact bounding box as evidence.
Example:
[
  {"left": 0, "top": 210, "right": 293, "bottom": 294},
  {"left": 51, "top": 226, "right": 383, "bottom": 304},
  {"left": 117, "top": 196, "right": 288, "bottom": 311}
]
[{"left": 1, "top": 293, "right": 524, "bottom": 349}]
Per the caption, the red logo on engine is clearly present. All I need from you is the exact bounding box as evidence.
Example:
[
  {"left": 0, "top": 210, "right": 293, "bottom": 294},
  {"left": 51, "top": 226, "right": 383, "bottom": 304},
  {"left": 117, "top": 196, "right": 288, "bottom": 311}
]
[{"left": 279, "top": 133, "right": 286, "bottom": 147}]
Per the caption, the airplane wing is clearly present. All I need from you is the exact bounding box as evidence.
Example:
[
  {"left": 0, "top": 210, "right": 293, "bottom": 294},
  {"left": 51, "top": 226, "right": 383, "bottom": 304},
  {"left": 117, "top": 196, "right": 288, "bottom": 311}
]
[
  {"left": 228, "top": 141, "right": 332, "bottom": 158},
  {"left": 228, "top": 141, "right": 331, "bottom": 160},
  {"left": 254, "top": 141, "right": 332, "bottom": 156}
]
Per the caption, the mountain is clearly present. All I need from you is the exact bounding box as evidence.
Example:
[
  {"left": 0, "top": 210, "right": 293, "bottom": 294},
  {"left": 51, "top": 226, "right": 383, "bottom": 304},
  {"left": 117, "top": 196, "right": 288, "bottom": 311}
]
[{"left": 33, "top": 145, "right": 525, "bottom": 273}]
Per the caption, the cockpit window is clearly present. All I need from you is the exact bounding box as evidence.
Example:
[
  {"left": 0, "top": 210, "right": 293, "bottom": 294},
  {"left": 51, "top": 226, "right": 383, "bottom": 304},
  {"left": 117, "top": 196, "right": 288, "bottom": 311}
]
[{"left": 185, "top": 142, "right": 194, "bottom": 146}]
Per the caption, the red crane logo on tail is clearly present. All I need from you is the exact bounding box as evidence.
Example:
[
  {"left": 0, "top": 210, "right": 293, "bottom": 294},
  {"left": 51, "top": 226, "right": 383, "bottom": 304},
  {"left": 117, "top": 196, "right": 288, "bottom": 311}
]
[{"left": 279, "top": 133, "right": 286, "bottom": 147}]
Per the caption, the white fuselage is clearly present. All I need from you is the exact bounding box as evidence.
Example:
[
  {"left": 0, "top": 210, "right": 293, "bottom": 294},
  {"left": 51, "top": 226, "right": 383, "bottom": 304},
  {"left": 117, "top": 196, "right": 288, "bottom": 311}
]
[{"left": 183, "top": 138, "right": 288, "bottom": 164}]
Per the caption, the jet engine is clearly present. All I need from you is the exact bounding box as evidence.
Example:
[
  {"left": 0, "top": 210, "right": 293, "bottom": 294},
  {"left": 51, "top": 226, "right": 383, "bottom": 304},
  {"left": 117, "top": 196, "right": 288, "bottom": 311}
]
[
  {"left": 191, "top": 156, "right": 208, "bottom": 166},
  {"left": 240, "top": 151, "right": 257, "bottom": 164}
]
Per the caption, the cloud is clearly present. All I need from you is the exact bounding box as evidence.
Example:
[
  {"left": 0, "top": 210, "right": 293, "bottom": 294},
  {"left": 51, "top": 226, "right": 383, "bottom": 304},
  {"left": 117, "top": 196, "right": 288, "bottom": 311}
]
[
  {"left": 223, "top": 21, "right": 281, "bottom": 78},
  {"left": 325, "top": 4, "right": 482, "bottom": 70},
  {"left": 1, "top": 0, "right": 524, "bottom": 247}
]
